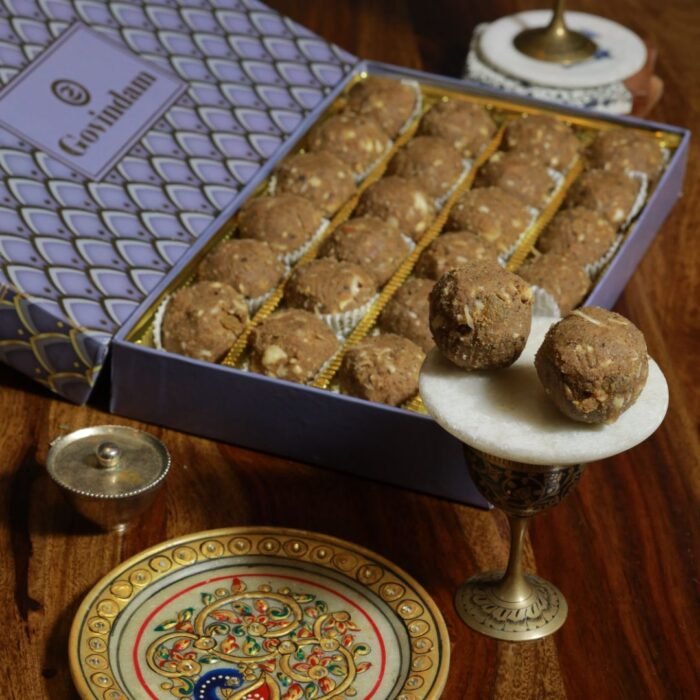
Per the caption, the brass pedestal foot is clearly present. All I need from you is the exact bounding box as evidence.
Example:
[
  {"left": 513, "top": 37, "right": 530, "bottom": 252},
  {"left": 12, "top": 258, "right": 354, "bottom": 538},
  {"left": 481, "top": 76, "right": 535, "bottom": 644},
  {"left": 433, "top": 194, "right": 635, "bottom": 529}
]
[{"left": 456, "top": 571, "right": 568, "bottom": 642}]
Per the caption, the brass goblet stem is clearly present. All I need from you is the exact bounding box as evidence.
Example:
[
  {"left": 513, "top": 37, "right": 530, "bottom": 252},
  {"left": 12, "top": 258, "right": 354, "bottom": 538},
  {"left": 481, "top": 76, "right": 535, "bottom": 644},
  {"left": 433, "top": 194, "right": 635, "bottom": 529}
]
[
  {"left": 495, "top": 516, "right": 531, "bottom": 604},
  {"left": 455, "top": 448, "right": 586, "bottom": 641},
  {"left": 513, "top": 0, "right": 597, "bottom": 64}
]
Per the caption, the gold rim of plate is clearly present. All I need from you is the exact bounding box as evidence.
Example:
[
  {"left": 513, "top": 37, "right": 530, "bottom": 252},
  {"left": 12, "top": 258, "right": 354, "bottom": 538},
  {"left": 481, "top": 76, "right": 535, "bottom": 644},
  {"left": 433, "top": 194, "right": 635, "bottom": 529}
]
[{"left": 69, "top": 526, "right": 451, "bottom": 700}]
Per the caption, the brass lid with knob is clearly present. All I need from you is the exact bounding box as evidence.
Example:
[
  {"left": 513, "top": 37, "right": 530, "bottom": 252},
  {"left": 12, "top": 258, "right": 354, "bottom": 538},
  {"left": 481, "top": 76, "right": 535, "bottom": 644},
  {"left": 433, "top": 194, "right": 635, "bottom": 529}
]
[{"left": 46, "top": 425, "right": 171, "bottom": 531}]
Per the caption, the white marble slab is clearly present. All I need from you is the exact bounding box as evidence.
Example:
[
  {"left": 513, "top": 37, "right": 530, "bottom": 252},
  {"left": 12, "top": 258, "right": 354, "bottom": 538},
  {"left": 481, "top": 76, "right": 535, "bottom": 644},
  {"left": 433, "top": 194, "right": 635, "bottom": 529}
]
[{"left": 419, "top": 317, "right": 668, "bottom": 465}]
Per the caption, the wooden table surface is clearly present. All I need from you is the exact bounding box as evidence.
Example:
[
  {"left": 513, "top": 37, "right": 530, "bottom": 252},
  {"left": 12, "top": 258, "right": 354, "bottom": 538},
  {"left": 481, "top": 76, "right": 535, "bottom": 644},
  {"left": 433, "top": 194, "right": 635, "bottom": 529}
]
[{"left": 2, "top": 1, "right": 699, "bottom": 698}]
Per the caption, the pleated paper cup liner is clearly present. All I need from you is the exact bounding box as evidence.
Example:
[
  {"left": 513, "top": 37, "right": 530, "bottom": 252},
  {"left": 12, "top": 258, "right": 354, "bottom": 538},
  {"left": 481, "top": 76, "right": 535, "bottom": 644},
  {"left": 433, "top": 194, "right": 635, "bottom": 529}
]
[
  {"left": 554, "top": 151, "right": 580, "bottom": 175},
  {"left": 585, "top": 233, "right": 624, "bottom": 279},
  {"left": 661, "top": 147, "right": 672, "bottom": 170},
  {"left": 401, "top": 233, "right": 417, "bottom": 252},
  {"left": 151, "top": 295, "right": 171, "bottom": 351},
  {"left": 434, "top": 158, "right": 474, "bottom": 210},
  {"left": 398, "top": 79, "right": 424, "bottom": 135},
  {"left": 530, "top": 284, "right": 562, "bottom": 318},
  {"left": 497, "top": 207, "right": 540, "bottom": 266},
  {"left": 547, "top": 166, "right": 565, "bottom": 191},
  {"left": 246, "top": 286, "right": 279, "bottom": 316},
  {"left": 585, "top": 171, "right": 647, "bottom": 278},
  {"left": 623, "top": 171, "right": 648, "bottom": 228},
  {"left": 280, "top": 219, "right": 330, "bottom": 267},
  {"left": 319, "top": 294, "right": 379, "bottom": 339}
]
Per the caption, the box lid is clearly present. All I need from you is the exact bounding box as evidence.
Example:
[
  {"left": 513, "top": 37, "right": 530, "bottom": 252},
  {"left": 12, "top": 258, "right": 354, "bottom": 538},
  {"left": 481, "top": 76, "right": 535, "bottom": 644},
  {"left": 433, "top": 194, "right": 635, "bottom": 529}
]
[{"left": 0, "top": 0, "right": 356, "bottom": 403}]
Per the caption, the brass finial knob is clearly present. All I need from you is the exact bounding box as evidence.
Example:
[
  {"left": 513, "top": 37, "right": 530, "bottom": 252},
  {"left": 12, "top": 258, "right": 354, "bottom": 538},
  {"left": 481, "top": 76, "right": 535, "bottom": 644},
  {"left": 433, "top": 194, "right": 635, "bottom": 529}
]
[{"left": 96, "top": 442, "right": 121, "bottom": 469}]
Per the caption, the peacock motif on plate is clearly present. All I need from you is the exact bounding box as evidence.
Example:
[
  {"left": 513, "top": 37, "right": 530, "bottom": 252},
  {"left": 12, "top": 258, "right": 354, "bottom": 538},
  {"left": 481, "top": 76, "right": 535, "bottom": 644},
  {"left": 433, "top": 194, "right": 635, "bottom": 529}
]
[{"left": 147, "top": 576, "right": 372, "bottom": 699}]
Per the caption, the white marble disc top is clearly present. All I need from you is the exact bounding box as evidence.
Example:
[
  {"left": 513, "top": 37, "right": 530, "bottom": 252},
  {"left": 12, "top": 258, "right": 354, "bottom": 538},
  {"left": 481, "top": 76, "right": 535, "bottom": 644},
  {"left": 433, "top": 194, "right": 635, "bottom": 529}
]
[{"left": 419, "top": 317, "right": 668, "bottom": 465}]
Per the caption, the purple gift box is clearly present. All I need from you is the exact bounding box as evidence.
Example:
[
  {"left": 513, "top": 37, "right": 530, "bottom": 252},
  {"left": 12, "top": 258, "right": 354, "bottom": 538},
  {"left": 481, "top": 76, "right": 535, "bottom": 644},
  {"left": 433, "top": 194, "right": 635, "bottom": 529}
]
[
  {"left": 0, "top": 1, "right": 690, "bottom": 506},
  {"left": 0, "top": 0, "right": 354, "bottom": 403}
]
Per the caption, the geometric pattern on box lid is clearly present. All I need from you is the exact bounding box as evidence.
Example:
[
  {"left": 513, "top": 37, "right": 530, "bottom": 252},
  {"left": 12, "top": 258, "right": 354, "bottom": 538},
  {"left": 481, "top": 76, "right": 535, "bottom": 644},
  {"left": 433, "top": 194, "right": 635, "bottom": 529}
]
[{"left": 0, "top": 0, "right": 356, "bottom": 403}]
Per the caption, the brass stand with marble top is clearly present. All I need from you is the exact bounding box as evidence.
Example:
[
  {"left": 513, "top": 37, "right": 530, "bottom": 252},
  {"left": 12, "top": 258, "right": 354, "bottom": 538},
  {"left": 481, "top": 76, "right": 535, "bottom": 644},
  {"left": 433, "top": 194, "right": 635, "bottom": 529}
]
[{"left": 420, "top": 317, "right": 669, "bottom": 642}]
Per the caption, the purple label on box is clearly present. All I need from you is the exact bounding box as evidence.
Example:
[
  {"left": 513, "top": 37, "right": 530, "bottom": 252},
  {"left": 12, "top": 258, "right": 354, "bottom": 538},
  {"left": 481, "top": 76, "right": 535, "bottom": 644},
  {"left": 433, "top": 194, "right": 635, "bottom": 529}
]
[{"left": 0, "top": 23, "right": 185, "bottom": 179}]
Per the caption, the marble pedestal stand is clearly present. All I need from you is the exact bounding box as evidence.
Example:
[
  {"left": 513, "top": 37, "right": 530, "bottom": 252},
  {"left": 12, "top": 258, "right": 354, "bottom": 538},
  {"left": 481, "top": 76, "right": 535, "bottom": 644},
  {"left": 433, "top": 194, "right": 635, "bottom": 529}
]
[{"left": 419, "top": 317, "right": 668, "bottom": 641}]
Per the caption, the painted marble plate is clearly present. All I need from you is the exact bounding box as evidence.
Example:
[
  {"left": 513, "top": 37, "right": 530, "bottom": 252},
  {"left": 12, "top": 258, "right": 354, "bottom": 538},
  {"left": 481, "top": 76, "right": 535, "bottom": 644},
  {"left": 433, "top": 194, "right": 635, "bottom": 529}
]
[{"left": 70, "top": 527, "right": 450, "bottom": 700}]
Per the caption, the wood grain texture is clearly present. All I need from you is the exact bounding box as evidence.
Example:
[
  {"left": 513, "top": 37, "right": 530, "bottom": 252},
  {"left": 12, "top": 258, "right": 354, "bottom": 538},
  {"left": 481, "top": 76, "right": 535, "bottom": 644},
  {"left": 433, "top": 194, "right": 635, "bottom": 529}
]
[{"left": 1, "top": 2, "right": 699, "bottom": 699}]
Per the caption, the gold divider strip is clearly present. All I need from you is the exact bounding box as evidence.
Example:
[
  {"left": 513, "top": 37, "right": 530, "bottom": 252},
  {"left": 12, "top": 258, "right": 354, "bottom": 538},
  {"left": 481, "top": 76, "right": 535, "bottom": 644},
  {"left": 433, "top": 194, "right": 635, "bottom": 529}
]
[
  {"left": 311, "top": 125, "right": 507, "bottom": 390},
  {"left": 220, "top": 101, "right": 430, "bottom": 369},
  {"left": 404, "top": 392, "right": 428, "bottom": 414},
  {"left": 506, "top": 157, "right": 584, "bottom": 271}
]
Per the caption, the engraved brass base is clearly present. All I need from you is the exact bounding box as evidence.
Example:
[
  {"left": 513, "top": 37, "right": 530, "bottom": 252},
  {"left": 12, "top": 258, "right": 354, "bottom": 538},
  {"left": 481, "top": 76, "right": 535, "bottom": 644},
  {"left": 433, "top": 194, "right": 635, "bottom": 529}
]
[
  {"left": 456, "top": 571, "right": 568, "bottom": 642},
  {"left": 458, "top": 448, "right": 585, "bottom": 641}
]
